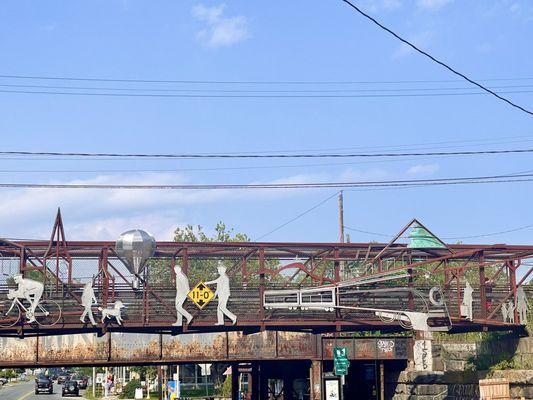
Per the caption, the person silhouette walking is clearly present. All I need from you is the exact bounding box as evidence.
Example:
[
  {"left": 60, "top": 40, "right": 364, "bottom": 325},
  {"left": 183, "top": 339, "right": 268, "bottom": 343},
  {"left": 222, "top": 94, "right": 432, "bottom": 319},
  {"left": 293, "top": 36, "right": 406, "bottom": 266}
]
[
  {"left": 173, "top": 264, "right": 193, "bottom": 326},
  {"left": 205, "top": 262, "right": 237, "bottom": 326},
  {"left": 80, "top": 281, "right": 97, "bottom": 325},
  {"left": 517, "top": 286, "right": 529, "bottom": 325}
]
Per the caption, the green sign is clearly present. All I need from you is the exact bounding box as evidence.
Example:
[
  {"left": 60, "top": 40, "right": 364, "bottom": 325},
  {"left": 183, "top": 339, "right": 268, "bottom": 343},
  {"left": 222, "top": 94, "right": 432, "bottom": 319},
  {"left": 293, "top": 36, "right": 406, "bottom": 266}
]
[{"left": 333, "top": 346, "right": 350, "bottom": 376}]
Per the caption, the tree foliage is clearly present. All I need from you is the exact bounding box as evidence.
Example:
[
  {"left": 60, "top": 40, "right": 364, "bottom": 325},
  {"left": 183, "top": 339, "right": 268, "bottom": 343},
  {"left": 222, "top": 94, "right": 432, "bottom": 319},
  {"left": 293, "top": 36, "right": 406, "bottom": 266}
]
[{"left": 147, "top": 222, "right": 282, "bottom": 287}]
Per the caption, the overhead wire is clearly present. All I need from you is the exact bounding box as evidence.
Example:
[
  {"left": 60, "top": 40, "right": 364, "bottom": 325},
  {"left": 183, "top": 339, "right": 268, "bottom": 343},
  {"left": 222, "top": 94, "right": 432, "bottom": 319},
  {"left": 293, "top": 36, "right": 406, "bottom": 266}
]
[
  {"left": 1, "top": 136, "right": 533, "bottom": 162},
  {"left": 0, "top": 82, "right": 533, "bottom": 93},
  {"left": 1, "top": 172, "right": 533, "bottom": 190},
  {"left": 0, "top": 88, "right": 531, "bottom": 98},
  {"left": 339, "top": 0, "right": 533, "bottom": 116},
  {"left": 344, "top": 223, "right": 533, "bottom": 240},
  {"left": 255, "top": 191, "right": 340, "bottom": 240},
  {"left": 1, "top": 147, "right": 533, "bottom": 159},
  {"left": 0, "top": 73, "right": 532, "bottom": 85}
]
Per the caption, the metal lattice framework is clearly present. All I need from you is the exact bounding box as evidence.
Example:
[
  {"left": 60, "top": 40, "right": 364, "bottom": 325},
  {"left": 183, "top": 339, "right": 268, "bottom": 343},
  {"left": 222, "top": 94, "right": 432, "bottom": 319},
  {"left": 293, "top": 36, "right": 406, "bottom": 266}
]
[{"left": 0, "top": 212, "right": 531, "bottom": 337}]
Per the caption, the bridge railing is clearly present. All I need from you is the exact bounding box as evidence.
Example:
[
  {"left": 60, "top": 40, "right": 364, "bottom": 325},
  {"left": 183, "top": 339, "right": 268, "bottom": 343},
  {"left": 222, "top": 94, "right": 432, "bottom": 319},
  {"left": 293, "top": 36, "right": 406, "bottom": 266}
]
[{"left": 0, "top": 240, "right": 530, "bottom": 336}]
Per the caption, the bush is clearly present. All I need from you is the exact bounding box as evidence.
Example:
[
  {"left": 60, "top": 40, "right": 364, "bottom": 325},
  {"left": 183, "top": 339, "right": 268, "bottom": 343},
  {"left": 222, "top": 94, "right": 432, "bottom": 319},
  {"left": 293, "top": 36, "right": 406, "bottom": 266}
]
[
  {"left": 220, "top": 376, "right": 232, "bottom": 397},
  {"left": 119, "top": 379, "right": 141, "bottom": 399}
]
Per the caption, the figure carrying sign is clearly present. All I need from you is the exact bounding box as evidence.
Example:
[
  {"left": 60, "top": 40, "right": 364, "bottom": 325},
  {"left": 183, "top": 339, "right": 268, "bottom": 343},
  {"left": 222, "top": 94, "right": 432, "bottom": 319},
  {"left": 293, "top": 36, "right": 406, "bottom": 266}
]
[
  {"left": 80, "top": 281, "right": 97, "bottom": 325},
  {"left": 8, "top": 275, "right": 44, "bottom": 323},
  {"left": 173, "top": 264, "right": 193, "bottom": 326},
  {"left": 205, "top": 263, "right": 237, "bottom": 325}
]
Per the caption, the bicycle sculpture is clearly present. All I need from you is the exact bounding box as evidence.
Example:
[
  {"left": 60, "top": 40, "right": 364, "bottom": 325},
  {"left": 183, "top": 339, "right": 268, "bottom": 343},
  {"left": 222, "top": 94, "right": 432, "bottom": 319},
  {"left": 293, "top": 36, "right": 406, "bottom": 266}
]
[
  {"left": 0, "top": 275, "right": 62, "bottom": 327},
  {"left": 264, "top": 269, "right": 452, "bottom": 333}
]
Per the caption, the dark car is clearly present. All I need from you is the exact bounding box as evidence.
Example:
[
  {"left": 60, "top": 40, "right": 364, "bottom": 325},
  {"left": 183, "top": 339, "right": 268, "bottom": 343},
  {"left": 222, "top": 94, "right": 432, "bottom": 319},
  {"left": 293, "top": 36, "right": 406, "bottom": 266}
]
[
  {"left": 34, "top": 374, "right": 53, "bottom": 395},
  {"left": 62, "top": 380, "right": 79, "bottom": 397},
  {"left": 57, "top": 374, "right": 70, "bottom": 384}
]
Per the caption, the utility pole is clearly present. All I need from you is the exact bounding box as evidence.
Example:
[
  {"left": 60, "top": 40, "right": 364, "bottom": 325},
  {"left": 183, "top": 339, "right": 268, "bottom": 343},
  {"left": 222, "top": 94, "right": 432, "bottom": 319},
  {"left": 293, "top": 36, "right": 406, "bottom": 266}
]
[
  {"left": 92, "top": 367, "right": 96, "bottom": 397},
  {"left": 338, "top": 191, "right": 345, "bottom": 280},
  {"left": 338, "top": 191, "right": 344, "bottom": 244}
]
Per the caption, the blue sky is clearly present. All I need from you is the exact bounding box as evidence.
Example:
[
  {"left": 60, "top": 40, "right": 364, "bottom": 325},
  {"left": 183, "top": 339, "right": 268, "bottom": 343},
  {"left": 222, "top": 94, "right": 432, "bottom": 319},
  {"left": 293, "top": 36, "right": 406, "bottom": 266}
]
[{"left": 0, "top": 0, "right": 532, "bottom": 253}]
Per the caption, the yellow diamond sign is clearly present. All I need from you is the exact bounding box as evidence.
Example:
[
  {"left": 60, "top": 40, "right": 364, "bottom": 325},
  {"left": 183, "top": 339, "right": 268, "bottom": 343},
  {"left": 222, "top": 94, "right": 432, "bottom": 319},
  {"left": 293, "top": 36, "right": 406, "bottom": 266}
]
[{"left": 188, "top": 281, "right": 215, "bottom": 309}]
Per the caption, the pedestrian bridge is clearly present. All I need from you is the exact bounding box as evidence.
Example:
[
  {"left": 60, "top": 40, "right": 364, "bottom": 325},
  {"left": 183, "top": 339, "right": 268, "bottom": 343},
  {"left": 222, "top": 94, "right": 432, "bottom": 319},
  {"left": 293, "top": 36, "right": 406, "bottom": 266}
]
[{"left": 0, "top": 214, "right": 530, "bottom": 368}]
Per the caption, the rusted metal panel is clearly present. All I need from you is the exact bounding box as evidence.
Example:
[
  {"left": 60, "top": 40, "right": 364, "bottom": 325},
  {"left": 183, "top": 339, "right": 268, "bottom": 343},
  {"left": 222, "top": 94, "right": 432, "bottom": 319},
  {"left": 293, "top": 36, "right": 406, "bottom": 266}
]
[
  {"left": 376, "top": 339, "right": 397, "bottom": 359},
  {"left": 111, "top": 332, "right": 160, "bottom": 361},
  {"left": 162, "top": 332, "right": 227, "bottom": 361},
  {"left": 228, "top": 331, "right": 276, "bottom": 359},
  {"left": 39, "top": 333, "right": 108, "bottom": 363},
  {"left": 277, "top": 332, "right": 316, "bottom": 358},
  {"left": 322, "top": 338, "right": 410, "bottom": 360},
  {"left": 354, "top": 339, "right": 376, "bottom": 359},
  {"left": 0, "top": 336, "right": 37, "bottom": 364},
  {"left": 322, "top": 338, "right": 354, "bottom": 359}
]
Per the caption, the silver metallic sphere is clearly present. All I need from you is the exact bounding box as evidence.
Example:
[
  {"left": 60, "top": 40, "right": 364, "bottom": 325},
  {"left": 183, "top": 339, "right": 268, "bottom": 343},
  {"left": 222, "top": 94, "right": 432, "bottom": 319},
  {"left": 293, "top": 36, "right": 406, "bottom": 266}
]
[{"left": 115, "top": 229, "right": 156, "bottom": 276}]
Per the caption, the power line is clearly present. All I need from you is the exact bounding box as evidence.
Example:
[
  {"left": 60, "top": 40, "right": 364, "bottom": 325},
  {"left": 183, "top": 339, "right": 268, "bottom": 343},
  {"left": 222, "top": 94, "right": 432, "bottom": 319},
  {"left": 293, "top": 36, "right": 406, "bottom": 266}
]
[
  {"left": 2, "top": 172, "right": 533, "bottom": 190},
  {"left": 255, "top": 191, "right": 339, "bottom": 240},
  {"left": 1, "top": 82, "right": 533, "bottom": 93},
  {"left": 339, "top": 0, "right": 533, "bottom": 116},
  {"left": 344, "top": 222, "right": 533, "bottom": 240},
  {"left": 0, "top": 88, "right": 531, "bottom": 98},
  {"left": 0, "top": 158, "right": 443, "bottom": 174},
  {"left": 0, "top": 135, "right": 531, "bottom": 163},
  {"left": 2, "top": 147, "right": 533, "bottom": 159},
  {"left": 0, "top": 73, "right": 532, "bottom": 85}
]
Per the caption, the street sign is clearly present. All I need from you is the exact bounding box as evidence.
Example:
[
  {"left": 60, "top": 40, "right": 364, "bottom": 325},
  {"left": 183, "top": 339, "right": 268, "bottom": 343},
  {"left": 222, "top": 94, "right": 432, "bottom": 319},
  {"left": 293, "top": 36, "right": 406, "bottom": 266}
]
[
  {"left": 333, "top": 346, "right": 350, "bottom": 376},
  {"left": 188, "top": 281, "right": 215, "bottom": 309},
  {"left": 334, "top": 363, "right": 348, "bottom": 376}
]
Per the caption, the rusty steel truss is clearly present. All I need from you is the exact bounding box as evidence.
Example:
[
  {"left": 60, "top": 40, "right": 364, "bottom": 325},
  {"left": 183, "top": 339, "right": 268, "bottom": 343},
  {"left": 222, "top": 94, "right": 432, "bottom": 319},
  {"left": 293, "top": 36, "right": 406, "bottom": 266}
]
[{"left": 0, "top": 212, "right": 531, "bottom": 338}]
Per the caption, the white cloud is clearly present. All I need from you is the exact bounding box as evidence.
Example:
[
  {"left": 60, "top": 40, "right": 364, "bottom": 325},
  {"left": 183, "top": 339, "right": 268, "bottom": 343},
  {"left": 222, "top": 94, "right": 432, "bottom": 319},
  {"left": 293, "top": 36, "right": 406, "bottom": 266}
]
[
  {"left": 192, "top": 4, "right": 248, "bottom": 48},
  {"left": 416, "top": 0, "right": 454, "bottom": 11},
  {"left": 362, "top": 0, "right": 403, "bottom": 12},
  {"left": 406, "top": 163, "right": 440, "bottom": 176},
  {"left": 392, "top": 30, "right": 433, "bottom": 58},
  {"left": 0, "top": 165, "right": 430, "bottom": 242},
  {"left": 339, "top": 168, "right": 390, "bottom": 182},
  {"left": 0, "top": 172, "right": 323, "bottom": 241}
]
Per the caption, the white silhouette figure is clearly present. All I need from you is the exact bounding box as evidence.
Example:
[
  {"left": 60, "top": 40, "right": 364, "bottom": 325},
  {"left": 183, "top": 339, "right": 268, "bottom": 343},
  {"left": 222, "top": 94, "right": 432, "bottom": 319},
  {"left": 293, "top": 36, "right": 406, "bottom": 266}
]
[
  {"left": 80, "top": 281, "right": 97, "bottom": 325},
  {"left": 503, "top": 300, "right": 516, "bottom": 324},
  {"left": 8, "top": 275, "right": 44, "bottom": 323},
  {"left": 501, "top": 301, "right": 509, "bottom": 323},
  {"left": 172, "top": 264, "right": 193, "bottom": 326},
  {"left": 205, "top": 263, "right": 237, "bottom": 326},
  {"left": 462, "top": 280, "right": 474, "bottom": 321},
  {"left": 99, "top": 300, "right": 125, "bottom": 325},
  {"left": 517, "top": 287, "right": 529, "bottom": 325}
]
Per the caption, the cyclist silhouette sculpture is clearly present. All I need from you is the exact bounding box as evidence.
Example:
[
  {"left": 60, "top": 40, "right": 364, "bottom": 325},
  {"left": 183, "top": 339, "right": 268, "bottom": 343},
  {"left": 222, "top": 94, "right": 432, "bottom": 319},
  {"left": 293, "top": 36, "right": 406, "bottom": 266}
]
[{"left": 9, "top": 275, "right": 44, "bottom": 323}]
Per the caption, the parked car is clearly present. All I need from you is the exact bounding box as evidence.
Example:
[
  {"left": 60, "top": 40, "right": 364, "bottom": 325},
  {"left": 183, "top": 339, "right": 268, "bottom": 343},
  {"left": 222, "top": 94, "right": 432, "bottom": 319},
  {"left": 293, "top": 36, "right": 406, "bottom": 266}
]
[
  {"left": 62, "top": 380, "right": 79, "bottom": 397},
  {"left": 58, "top": 374, "right": 70, "bottom": 384},
  {"left": 72, "top": 375, "right": 88, "bottom": 389},
  {"left": 0, "top": 377, "right": 8, "bottom": 385},
  {"left": 34, "top": 374, "right": 53, "bottom": 395}
]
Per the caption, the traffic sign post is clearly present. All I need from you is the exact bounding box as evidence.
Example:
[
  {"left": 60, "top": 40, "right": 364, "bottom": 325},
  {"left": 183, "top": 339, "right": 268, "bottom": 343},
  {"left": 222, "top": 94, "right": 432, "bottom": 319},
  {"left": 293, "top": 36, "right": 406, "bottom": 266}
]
[
  {"left": 333, "top": 347, "right": 350, "bottom": 377},
  {"left": 188, "top": 282, "right": 215, "bottom": 309}
]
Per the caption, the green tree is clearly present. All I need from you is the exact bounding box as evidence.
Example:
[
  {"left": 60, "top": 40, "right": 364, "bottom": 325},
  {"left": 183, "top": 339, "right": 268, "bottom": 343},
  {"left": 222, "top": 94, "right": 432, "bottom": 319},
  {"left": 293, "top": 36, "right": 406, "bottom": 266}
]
[{"left": 147, "top": 222, "right": 281, "bottom": 287}]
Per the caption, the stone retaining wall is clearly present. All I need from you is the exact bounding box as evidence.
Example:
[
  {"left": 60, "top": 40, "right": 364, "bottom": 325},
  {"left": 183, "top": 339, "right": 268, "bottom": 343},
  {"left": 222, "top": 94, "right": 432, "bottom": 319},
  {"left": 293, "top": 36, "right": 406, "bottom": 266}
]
[
  {"left": 389, "top": 337, "right": 532, "bottom": 399},
  {"left": 434, "top": 337, "right": 533, "bottom": 372},
  {"left": 389, "top": 370, "right": 532, "bottom": 400}
]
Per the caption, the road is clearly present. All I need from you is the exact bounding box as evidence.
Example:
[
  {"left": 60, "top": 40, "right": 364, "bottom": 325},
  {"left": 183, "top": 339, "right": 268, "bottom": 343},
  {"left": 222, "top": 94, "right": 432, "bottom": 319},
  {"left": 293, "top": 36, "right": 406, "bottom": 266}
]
[{"left": 0, "top": 380, "right": 87, "bottom": 400}]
